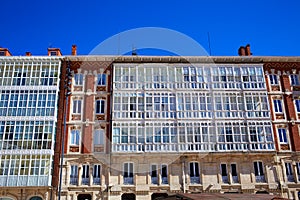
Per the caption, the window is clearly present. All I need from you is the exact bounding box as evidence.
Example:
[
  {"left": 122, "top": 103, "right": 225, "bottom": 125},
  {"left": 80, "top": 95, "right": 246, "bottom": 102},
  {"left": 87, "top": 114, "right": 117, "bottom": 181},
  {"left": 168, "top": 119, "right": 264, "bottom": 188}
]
[
  {"left": 81, "top": 165, "right": 90, "bottom": 179},
  {"left": 0, "top": 51, "right": 5, "bottom": 56},
  {"left": 150, "top": 164, "right": 168, "bottom": 184},
  {"left": 70, "top": 129, "right": 80, "bottom": 145},
  {"left": 151, "top": 164, "right": 158, "bottom": 184},
  {"left": 96, "top": 100, "right": 105, "bottom": 114},
  {"left": 273, "top": 99, "right": 283, "bottom": 113},
  {"left": 278, "top": 128, "right": 288, "bottom": 144},
  {"left": 72, "top": 99, "right": 82, "bottom": 114},
  {"left": 221, "top": 164, "right": 228, "bottom": 183},
  {"left": 253, "top": 161, "right": 265, "bottom": 182},
  {"left": 97, "top": 74, "right": 106, "bottom": 86},
  {"left": 296, "top": 162, "right": 300, "bottom": 181},
  {"left": 161, "top": 164, "right": 168, "bottom": 184},
  {"left": 93, "top": 164, "right": 101, "bottom": 185},
  {"left": 124, "top": 162, "right": 133, "bottom": 184},
  {"left": 295, "top": 100, "right": 300, "bottom": 112},
  {"left": 82, "top": 164, "right": 89, "bottom": 185},
  {"left": 290, "top": 74, "right": 299, "bottom": 86},
  {"left": 285, "top": 162, "right": 294, "bottom": 182},
  {"left": 50, "top": 51, "right": 57, "bottom": 56},
  {"left": 269, "top": 74, "right": 278, "bottom": 85},
  {"left": 231, "top": 163, "right": 238, "bottom": 183},
  {"left": 70, "top": 165, "right": 78, "bottom": 184},
  {"left": 74, "top": 74, "right": 83, "bottom": 86},
  {"left": 189, "top": 162, "right": 200, "bottom": 184},
  {"left": 94, "top": 129, "right": 104, "bottom": 145}
]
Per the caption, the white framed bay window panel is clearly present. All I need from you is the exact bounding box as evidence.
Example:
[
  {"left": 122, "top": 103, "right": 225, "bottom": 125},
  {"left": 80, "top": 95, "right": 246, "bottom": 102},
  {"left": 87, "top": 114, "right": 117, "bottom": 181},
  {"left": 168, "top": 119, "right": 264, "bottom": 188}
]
[
  {"left": 111, "top": 63, "right": 273, "bottom": 153},
  {"left": 0, "top": 58, "right": 61, "bottom": 187},
  {"left": 113, "top": 64, "right": 266, "bottom": 90}
]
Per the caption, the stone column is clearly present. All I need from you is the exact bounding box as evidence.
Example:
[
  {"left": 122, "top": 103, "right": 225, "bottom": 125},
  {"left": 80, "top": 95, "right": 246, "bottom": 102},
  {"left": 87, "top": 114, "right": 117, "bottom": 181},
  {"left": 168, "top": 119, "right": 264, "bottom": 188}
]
[
  {"left": 90, "top": 166, "right": 93, "bottom": 186},
  {"left": 78, "top": 165, "right": 82, "bottom": 185},
  {"left": 281, "top": 160, "right": 287, "bottom": 183},
  {"left": 66, "top": 165, "right": 70, "bottom": 186}
]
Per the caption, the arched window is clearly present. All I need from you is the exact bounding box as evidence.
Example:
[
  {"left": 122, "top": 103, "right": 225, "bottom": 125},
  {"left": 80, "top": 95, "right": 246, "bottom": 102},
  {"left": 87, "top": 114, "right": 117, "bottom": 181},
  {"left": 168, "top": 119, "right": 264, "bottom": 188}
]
[
  {"left": 0, "top": 197, "right": 15, "bottom": 200},
  {"left": 29, "top": 196, "right": 42, "bottom": 200}
]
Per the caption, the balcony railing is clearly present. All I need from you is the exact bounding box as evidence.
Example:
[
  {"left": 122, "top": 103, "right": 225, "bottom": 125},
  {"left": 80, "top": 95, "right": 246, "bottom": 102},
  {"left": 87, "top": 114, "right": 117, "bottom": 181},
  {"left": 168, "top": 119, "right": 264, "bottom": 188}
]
[
  {"left": 112, "top": 143, "right": 214, "bottom": 152},
  {"left": 287, "top": 175, "right": 295, "bottom": 182},
  {"left": 93, "top": 177, "right": 101, "bottom": 185},
  {"left": 112, "top": 142, "right": 274, "bottom": 153},
  {"left": 255, "top": 175, "right": 266, "bottom": 183},
  {"left": 190, "top": 177, "right": 200, "bottom": 184},
  {"left": 222, "top": 176, "right": 229, "bottom": 183},
  {"left": 162, "top": 177, "right": 168, "bottom": 184},
  {"left": 70, "top": 177, "right": 78, "bottom": 185},
  {"left": 151, "top": 177, "right": 158, "bottom": 184},
  {"left": 124, "top": 177, "right": 133, "bottom": 185},
  {"left": 232, "top": 175, "right": 239, "bottom": 183},
  {"left": 82, "top": 178, "right": 89, "bottom": 185}
]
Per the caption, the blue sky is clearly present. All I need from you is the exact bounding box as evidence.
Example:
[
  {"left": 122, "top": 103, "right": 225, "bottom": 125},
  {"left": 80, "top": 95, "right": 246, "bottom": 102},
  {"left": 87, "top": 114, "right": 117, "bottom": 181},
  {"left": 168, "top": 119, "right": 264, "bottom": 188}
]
[{"left": 1, "top": 0, "right": 300, "bottom": 56}]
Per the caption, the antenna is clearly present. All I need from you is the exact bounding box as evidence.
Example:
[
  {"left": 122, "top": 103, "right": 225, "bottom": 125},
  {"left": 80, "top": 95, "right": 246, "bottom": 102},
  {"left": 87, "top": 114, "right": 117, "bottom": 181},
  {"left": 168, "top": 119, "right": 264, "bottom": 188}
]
[
  {"left": 132, "top": 45, "right": 137, "bottom": 56},
  {"left": 117, "top": 33, "right": 120, "bottom": 55},
  {"left": 207, "top": 32, "right": 212, "bottom": 56}
]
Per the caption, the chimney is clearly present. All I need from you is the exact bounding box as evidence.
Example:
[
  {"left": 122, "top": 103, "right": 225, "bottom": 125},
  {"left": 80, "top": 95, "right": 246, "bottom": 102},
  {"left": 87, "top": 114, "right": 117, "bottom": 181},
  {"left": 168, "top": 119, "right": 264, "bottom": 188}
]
[
  {"left": 245, "top": 44, "right": 252, "bottom": 56},
  {"left": 25, "top": 52, "right": 32, "bottom": 56},
  {"left": 71, "top": 45, "right": 77, "bottom": 55},
  {"left": 0, "top": 48, "right": 12, "bottom": 56},
  {"left": 238, "top": 46, "right": 246, "bottom": 56},
  {"left": 48, "top": 48, "right": 62, "bottom": 56}
]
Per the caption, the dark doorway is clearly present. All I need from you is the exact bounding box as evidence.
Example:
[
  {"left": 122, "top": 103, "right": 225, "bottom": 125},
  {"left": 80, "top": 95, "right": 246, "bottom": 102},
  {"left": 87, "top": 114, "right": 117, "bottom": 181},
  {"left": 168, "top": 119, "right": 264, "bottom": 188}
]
[
  {"left": 121, "top": 193, "right": 135, "bottom": 200},
  {"left": 151, "top": 193, "right": 168, "bottom": 200},
  {"left": 256, "top": 191, "right": 269, "bottom": 194},
  {"left": 77, "top": 194, "right": 92, "bottom": 200}
]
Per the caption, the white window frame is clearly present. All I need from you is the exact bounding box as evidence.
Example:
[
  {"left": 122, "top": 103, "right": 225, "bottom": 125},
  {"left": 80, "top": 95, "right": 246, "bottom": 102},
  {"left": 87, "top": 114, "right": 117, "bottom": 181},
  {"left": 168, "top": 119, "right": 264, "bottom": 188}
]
[
  {"left": 290, "top": 74, "right": 299, "bottom": 86},
  {"left": 123, "top": 162, "right": 134, "bottom": 184},
  {"left": 230, "top": 163, "right": 238, "bottom": 183},
  {"left": 273, "top": 99, "right": 283, "bottom": 113},
  {"left": 74, "top": 74, "right": 83, "bottom": 86},
  {"left": 269, "top": 74, "right": 278, "bottom": 85},
  {"left": 93, "top": 164, "right": 101, "bottom": 178},
  {"left": 220, "top": 163, "right": 228, "bottom": 183},
  {"left": 70, "top": 165, "right": 78, "bottom": 179},
  {"left": 253, "top": 161, "right": 264, "bottom": 179},
  {"left": 295, "top": 99, "right": 300, "bottom": 113},
  {"left": 285, "top": 162, "right": 293, "bottom": 176},
  {"left": 296, "top": 162, "right": 300, "bottom": 182},
  {"left": 97, "top": 74, "right": 106, "bottom": 86},
  {"left": 70, "top": 129, "right": 80, "bottom": 145},
  {"left": 82, "top": 164, "right": 89, "bottom": 178},
  {"left": 95, "top": 99, "right": 105, "bottom": 114},
  {"left": 72, "top": 99, "right": 82, "bottom": 114},
  {"left": 189, "top": 162, "right": 200, "bottom": 184},
  {"left": 277, "top": 128, "right": 288, "bottom": 144},
  {"left": 94, "top": 129, "right": 104, "bottom": 145}
]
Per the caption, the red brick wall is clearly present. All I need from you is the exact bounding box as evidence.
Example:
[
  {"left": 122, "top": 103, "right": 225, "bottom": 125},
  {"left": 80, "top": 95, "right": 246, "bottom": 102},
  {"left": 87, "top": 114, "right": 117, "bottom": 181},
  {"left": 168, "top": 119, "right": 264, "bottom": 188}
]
[
  {"left": 264, "top": 63, "right": 300, "bottom": 152},
  {"left": 82, "top": 73, "right": 95, "bottom": 153}
]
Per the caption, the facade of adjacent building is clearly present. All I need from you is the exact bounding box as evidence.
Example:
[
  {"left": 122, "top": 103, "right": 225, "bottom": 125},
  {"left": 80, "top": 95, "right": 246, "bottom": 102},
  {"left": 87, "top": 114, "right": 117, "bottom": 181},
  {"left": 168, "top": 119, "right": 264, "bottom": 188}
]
[
  {"left": 56, "top": 57, "right": 112, "bottom": 200},
  {"left": 0, "top": 49, "right": 62, "bottom": 200},
  {"left": 57, "top": 55, "right": 300, "bottom": 200},
  {"left": 1, "top": 46, "right": 300, "bottom": 200}
]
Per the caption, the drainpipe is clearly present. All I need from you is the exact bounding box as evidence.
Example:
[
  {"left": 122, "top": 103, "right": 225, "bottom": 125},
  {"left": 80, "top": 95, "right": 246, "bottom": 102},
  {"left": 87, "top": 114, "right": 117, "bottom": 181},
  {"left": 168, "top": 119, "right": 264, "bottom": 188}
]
[{"left": 182, "top": 156, "right": 186, "bottom": 193}]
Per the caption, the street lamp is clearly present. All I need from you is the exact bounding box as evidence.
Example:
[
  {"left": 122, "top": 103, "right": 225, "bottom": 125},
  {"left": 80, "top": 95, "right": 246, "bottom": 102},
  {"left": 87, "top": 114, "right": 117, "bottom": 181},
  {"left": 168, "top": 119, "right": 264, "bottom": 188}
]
[{"left": 58, "top": 61, "right": 72, "bottom": 200}]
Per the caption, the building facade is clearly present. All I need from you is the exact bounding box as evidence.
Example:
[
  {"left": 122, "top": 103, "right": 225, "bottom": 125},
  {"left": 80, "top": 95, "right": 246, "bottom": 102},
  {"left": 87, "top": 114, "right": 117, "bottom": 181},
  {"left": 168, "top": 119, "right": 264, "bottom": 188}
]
[
  {"left": 57, "top": 56, "right": 300, "bottom": 200},
  {"left": 1, "top": 47, "right": 300, "bottom": 200},
  {"left": 264, "top": 61, "right": 300, "bottom": 199},
  {"left": 56, "top": 57, "right": 112, "bottom": 200},
  {"left": 0, "top": 53, "right": 62, "bottom": 200}
]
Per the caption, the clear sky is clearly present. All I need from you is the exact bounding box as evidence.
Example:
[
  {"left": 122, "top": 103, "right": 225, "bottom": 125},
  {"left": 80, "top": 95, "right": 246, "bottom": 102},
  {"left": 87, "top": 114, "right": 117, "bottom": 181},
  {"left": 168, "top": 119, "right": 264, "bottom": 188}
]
[{"left": 1, "top": 0, "right": 300, "bottom": 56}]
